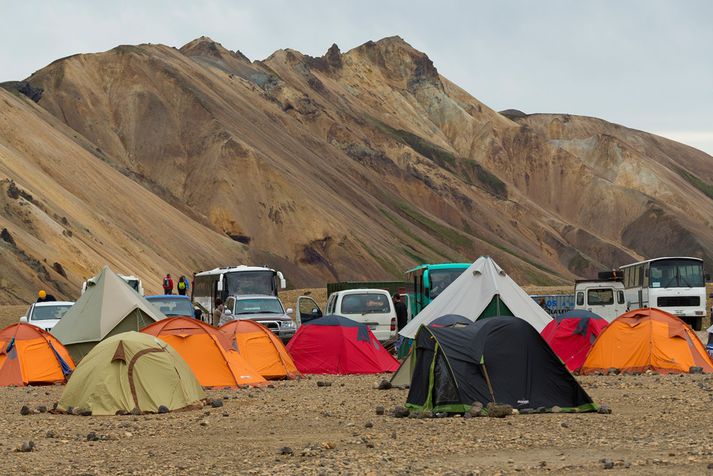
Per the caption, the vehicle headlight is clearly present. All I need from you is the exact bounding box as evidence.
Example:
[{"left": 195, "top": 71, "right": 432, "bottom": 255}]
[{"left": 282, "top": 320, "right": 296, "bottom": 329}]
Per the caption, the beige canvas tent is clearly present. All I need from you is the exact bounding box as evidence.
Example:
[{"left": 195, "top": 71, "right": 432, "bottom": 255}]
[
  {"left": 51, "top": 266, "right": 164, "bottom": 362},
  {"left": 58, "top": 332, "right": 205, "bottom": 415}
]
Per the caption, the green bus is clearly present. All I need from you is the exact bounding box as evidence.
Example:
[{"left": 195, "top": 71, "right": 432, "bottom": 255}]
[{"left": 405, "top": 263, "right": 471, "bottom": 318}]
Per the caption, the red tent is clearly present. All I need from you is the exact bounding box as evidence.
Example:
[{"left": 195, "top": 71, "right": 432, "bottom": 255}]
[
  {"left": 286, "top": 315, "right": 399, "bottom": 374},
  {"left": 540, "top": 310, "right": 608, "bottom": 372}
]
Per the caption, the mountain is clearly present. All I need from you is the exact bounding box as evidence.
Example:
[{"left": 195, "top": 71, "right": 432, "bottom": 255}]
[{"left": 1, "top": 35, "right": 711, "bottom": 303}]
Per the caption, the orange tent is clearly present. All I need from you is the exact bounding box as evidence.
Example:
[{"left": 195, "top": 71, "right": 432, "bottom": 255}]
[
  {"left": 220, "top": 320, "right": 300, "bottom": 379},
  {"left": 141, "top": 318, "right": 265, "bottom": 387},
  {"left": 0, "top": 323, "right": 75, "bottom": 386},
  {"left": 580, "top": 308, "right": 713, "bottom": 374}
]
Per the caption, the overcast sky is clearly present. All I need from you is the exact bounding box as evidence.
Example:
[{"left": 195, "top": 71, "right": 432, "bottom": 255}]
[{"left": 1, "top": 0, "right": 711, "bottom": 155}]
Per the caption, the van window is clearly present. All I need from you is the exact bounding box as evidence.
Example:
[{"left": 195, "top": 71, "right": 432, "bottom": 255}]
[
  {"left": 588, "top": 289, "right": 614, "bottom": 306},
  {"left": 576, "top": 292, "right": 584, "bottom": 306},
  {"left": 617, "top": 291, "right": 625, "bottom": 304},
  {"left": 341, "top": 293, "right": 390, "bottom": 314}
]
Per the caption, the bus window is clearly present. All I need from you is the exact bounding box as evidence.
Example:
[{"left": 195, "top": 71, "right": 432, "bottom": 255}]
[
  {"left": 617, "top": 291, "right": 625, "bottom": 304},
  {"left": 428, "top": 269, "right": 466, "bottom": 299}
]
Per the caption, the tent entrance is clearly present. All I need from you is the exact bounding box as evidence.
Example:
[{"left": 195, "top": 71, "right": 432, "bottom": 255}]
[{"left": 478, "top": 295, "right": 514, "bottom": 320}]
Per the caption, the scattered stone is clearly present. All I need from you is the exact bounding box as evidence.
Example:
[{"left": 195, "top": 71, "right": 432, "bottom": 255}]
[
  {"left": 158, "top": 405, "right": 169, "bottom": 414},
  {"left": 418, "top": 410, "right": 433, "bottom": 419},
  {"left": 551, "top": 406, "right": 562, "bottom": 413},
  {"left": 316, "top": 381, "right": 332, "bottom": 387},
  {"left": 279, "top": 446, "right": 294, "bottom": 455},
  {"left": 16, "top": 441, "right": 35, "bottom": 452},
  {"left": 79, "top": 409, "right": 92, "bottom": 416},
  {"left": 86, "top": 432, "right": 99, "bottom": 442},
  {"left": 376, "top": 379, "right": 392, "bottom": 390},
  {"left": 321, "top": 441, "right": 336, "bottom": 450},
  {"left": 365, "top": 421, "right": 373, "bottom": 428},
  {"left": 210, "top": 399, "right": 224, "bottom": 408},
  {"left": 468, "top": 402, "right": 484, "bottom": 417},
  {"left": 597, "top": 405, "right": 612, "bottom": 414},
  {"left": 435, "top": 412, "right": 448, "bottom": 418},
  {"left": 707, "top": 463, "right": 713, "bottom": 470},
  {"left": 690, "top": 366, "right": 704, "bottom": 374},
  {"left": 20, "top": 405, "right": 31, "bottom": 416},
  {"left": 222, "top": 412, "right": 229, "bottom": 417},
  {"left": 123, "top": 432, "right": 133, "bottom": 438},
  {"left": 393, "top": 406, "right": 409, "bottom": 418},
  {"left": 130, "top": 407, "right": 142, "bottom": 416},
  {"left": 36, "top": 405, "right": 47, "bottom": 414},
  {"left": 199, "top": 420, "right": 209, "bottom": 427},
  {"left": 45, "top": 430, "right": 57, "bottom": 439},
  {"left": 391, "top": 431, "right": 397, "bottom": 439},
  {"left": 607, "top": 368, "right": 620, "bottom": 376},
  {"left": 486, "top": 403, "right": 513, "bottom": 418},
  {"left": 375, "top": 406, "right": 385, "bottom": 415},
  {"left": 601, "top": 458, "right": 614, "bottom": 469},
  {"left": 560, "top": 422, "right": 570, "bottom": 429}
]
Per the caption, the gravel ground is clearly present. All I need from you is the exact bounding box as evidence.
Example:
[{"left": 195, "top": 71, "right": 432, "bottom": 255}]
[
  {"left": 3, "top": 373, "right": 713, "bottom": 475},
  {"left": 3, "top": 293, "right": 713, "bottom": 475}
]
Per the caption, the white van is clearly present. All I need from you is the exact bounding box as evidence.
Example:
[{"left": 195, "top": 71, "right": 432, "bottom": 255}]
[
  {"left": 574, "top": 280, "right": 626, "bottom": 322},
  {"left": 319, "top": 289, "right": 397, "bottom": 342}
]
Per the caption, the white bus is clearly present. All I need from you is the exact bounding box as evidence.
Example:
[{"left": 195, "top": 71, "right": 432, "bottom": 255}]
[
  {"left": 192, "top": 265, "right": 286, "bottom": 316},
  {"left": 620, "top": 257, "right": 708, "bottom": 330}
]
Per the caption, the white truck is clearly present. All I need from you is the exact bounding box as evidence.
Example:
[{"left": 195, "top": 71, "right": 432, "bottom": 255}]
[{"left": 573, "top": 277, "right": 626, "bottom": 322}]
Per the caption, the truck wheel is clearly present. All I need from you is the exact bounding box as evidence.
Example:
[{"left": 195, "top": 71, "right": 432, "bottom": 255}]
[{"left": 692, "top": 316, "right": 703, "bottom": 331}]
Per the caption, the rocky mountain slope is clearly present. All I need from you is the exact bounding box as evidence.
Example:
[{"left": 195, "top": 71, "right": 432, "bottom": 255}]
[{"left": 1, "top": 36, "right": 712, "bottom": 303}]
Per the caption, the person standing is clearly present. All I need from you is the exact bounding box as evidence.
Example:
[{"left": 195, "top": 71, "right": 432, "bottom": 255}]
[
  {"left": 212, "top": 298, "right": 224, "bottom": 327},
  {"left": 393, "top": 293, "right": 408, "bottom": 331},
  {"left": 177, "top": 275, "right": 189, "bottom": 296},
  {"left": 162, "top": 273, "right": 174, "bottom": 295},
  {"left": 36, "top": 290, "right": 57, "bottom": 302}
]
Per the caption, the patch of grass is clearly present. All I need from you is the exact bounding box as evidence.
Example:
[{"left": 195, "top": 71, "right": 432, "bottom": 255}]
[
  {"left": 365, "top": 117, "right": 457, "bottom": 169},
  {"left": 567, "top": 252, "right": 591, "bottom": 275},
  {"left": 356, "top": 239, "right": 403, "bottom": 278},
  {"left": 461, "top": 160, "right": 508, "bottom": 200},
  {"left": 677, "top": 167, "right": 713, "bottom": 200},
  {"left": 396, "top": 202, "right": 473, "bottom": 251},
  {"left": 401, "top": 246, "right": 428, "bottom": 264},
  {"left": 366, "top": 116, "right": 507, "bottom": 199},
  {"left": 378, "top": 207, "right": 456, "bottom": 261}
]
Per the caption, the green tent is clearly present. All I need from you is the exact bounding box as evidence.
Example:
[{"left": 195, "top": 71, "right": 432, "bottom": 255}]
[
  {"left": 58, "top": 332, "right": 205, "bottom": 415},
  {"left": 51, "top": 266, "right": 164, "bottom": 362}
]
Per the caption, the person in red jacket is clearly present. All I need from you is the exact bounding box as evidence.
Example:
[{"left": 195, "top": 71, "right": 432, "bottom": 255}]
[{"left": 162, "top": 273, "right": 174, "bottom": 295}]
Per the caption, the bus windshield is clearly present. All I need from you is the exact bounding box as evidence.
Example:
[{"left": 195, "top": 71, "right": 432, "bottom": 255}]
[
  {"left": 226, "top": 271, "right": 276, "bottom": 296},
  {"left": 429, "top": 269, "right": 466, "bottom": 299},
  {"left": 649, "top": 259, "right": 704, "bottom": 288}
]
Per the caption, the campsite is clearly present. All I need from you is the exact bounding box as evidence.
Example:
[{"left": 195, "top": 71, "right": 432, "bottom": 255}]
[{"left": 2, "top": 260, "right": 713, "bottom": 474}]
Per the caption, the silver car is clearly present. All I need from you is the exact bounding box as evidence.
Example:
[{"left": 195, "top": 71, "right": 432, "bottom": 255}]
[{"left": 221, "top": 295, "right": 297, "bottom": 342}]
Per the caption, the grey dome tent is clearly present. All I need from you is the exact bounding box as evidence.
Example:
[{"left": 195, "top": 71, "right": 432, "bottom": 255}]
[{"left": 406, "top": 316, "right": 596, "bottom": 413}]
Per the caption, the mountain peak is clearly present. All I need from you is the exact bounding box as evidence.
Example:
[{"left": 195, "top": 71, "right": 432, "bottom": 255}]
[{"left": 180, "top": 36, "right": 250, "bottom": 63}]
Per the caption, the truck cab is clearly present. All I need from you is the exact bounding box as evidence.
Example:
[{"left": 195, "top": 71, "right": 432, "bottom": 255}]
[{"left": 574, "top": 280, "right": 626, "bottom": 322}]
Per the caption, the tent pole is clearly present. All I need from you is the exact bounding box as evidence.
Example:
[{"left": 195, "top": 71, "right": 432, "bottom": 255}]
[{"left": 481, "top": 363, "right": 496, "bottom": 403}]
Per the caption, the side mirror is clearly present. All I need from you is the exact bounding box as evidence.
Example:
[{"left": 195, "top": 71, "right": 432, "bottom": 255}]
[
  {"left": 311, "top": 308, "right": 319, "bottom": 314},
  {"left": 286, "top": 308, "right": 293, "bottom": 315},
  {"left": 217, "top": 274, "right": 224, "bottom": 292},
  {"left": 19, "top": 316, "right": 27, "bottom": 323}
]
